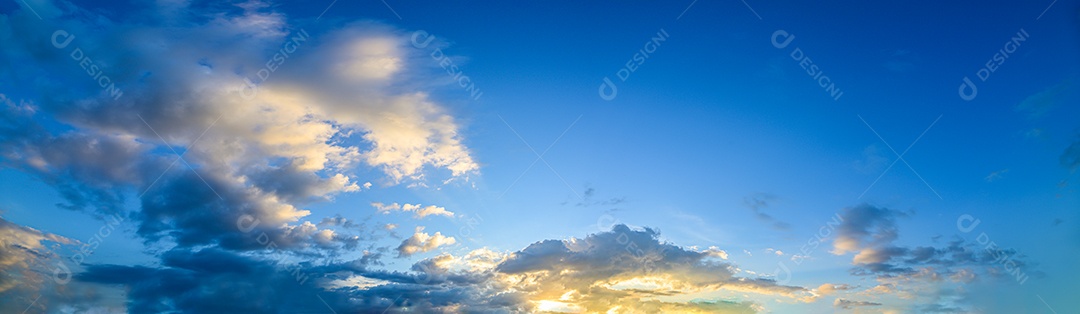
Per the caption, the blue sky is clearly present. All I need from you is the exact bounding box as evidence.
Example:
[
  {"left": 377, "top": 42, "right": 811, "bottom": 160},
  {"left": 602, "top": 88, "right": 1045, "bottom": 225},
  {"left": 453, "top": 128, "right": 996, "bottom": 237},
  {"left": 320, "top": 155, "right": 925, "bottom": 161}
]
[{"left": 1, "top": 0, "right": 1078, "bottom": 313}]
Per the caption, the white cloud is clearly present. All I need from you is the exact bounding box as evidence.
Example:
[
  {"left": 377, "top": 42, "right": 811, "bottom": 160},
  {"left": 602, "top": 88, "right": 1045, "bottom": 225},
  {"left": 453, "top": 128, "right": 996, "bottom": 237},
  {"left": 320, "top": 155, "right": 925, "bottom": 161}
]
[
  {"left": 703, "top": 246, "right": 728, "bottom": 259},
  {"left": 372, "top": 202, "right": 402, "bottom": 213},
  {"left": 374, "top": 202, "right": 454, "bottom": 219},
  {"left": 396, "top": 227, "right": 456, "bottom": 257},
  {"left": 412, "top": 204, "right": 454, "bottom": 219}
]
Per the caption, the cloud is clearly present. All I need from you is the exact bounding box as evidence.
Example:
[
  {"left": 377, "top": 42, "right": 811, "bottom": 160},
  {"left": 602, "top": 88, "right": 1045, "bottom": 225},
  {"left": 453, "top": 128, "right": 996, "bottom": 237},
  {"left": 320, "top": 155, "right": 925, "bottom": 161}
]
[
  {"left": 743, "top": 193, "right": 791, "bottom": 230},
  {"left": 0, "top": 215, "right": 102, "bottom": 313},
  {"left": 493, "top": 224, "right": 813, "bottom": 312},
  {"left": 815, "top": 283, "right": 855, "bottom": 296},
  {"left": 1015, "top": 80, "right": 1071, "bottom": 119},
  {"left": 984, "top": 169, "right": 1008, "bottom": 182},
  {"left": 830, "top": 204, "right": 1040, "bottom": 311},
  {"left": 372, "top": 202, "right": 402, "bottom": 213},
  {"left": 568, "top": 187, "right": 626, "bottom": 207},
  {"left": 409, "top": 204, "right": 454, "bottom": 219},
  {"left": 834, "top": 298, "right": 882, "bottom": 309},
  {"left": 833, "top": 204, "right": 1036, "bottom": 280},
  {"left": 0, "top": 0, "right": 482, "bottom": 259},
  {"left": 702, "top": 246, "right": 729, "bottom": 259},
  {"left": 396, "top": 227, "right": 457, "bottom": 257},
  {"left": 0, "top": 216, "right": 76, "bottom": 293},
  {"left": 831, "top": 204, "right": 907, "bottom": 256},
  {"left": 373, "top": 202, "right": 454, "bottom": 219},
  {"left": 76, "top": 248, "right": 336, "bottom": 313},
  {"left": 854, "top": 145, "right": 889, "bottom": 174},
  {"left": 1062, "top": 134, "right": 1080, "bottom": 171},
  {"left": 65, "top": 224, "right": 823, "bottom": 313},
  {"left": 882, "top": 49, "right": 917, "bottom": 73}
]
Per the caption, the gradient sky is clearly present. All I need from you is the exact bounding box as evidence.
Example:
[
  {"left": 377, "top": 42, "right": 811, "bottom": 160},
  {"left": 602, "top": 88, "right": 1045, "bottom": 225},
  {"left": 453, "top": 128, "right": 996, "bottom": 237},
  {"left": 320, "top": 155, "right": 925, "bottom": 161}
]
[{"left": 1, "top": 0, "right": 1079, "bottom": 313}]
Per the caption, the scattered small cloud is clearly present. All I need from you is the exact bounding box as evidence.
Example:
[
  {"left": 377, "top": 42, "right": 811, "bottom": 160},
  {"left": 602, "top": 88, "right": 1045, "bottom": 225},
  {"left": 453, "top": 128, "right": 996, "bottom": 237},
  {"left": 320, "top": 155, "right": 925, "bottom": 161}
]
[
  {"left": 1016, "top": 80, "right": 1071, "bottom": 119},
  {"left": 882, "top": 49, "right": 917, "bottom": 73},
  {"left": 854, "top": 145, "right": 889, "bottom": 174},
  {"left": 744, "top": 193, "right": 791, "bottom": 230},
  {"left": 985, "top": 169, "right": 1009, "bottom": 182}
]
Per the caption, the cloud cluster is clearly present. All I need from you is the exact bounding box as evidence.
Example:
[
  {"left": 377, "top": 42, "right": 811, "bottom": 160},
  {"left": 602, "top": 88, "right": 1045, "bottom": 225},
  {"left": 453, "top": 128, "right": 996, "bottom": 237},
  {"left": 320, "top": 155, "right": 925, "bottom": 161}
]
[
  {"left": 69, "top": 224, "right": 816, "bottom": 313},
  {"left": 0, "top": 0, "right": 484, "bottom": 311},
  {"left": 493, "top": 224, "right": 811, "bottom": 312},
  {"left": 830, "top": 204, "right": 1039, "bottom": 312},
  {"left": 0, "top": 0, "right": 480, "bottom": 254}
]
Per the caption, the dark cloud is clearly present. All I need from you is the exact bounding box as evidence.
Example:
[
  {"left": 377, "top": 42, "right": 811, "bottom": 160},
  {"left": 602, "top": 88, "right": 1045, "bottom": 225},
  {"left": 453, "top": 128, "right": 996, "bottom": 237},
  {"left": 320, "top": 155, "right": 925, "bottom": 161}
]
[
  {"left": 834, "top": 205, "right": 1036, "bottom": 281},
  {"left": 831, "top": 204, "right": 1041, "bottom": 311}
]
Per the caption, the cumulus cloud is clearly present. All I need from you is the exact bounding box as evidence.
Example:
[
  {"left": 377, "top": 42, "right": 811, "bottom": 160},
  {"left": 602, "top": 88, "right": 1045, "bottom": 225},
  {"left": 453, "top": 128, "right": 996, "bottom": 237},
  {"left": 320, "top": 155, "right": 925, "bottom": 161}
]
[
  {"left": 408, "top": 204, "right": 454, "bottom": 219},
  {"left": 0, "top": 0, "right": 480, "bottom": 255},
  {"left": 396, "top": 227, "right": 457, "bottom": 257},
  {"left": 493, "top": 224, "right": 814, "bottom": 312},
  {"left": 831, "top": 204, "right": 908, "bottom": 257},
  {"left": 702, "top": 246, "right": 729, "bottom": 259},
  {"left": 0, "top": 1, "right": 489, "bottom": 311},
  {"left": 373, "top": 202, "right": 454, "bottom": 219}
]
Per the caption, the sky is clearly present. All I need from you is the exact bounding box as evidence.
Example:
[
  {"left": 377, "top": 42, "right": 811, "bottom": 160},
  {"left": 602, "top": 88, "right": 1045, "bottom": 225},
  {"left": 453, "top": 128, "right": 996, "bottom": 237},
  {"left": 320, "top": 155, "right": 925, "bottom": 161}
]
[{"left": 0, "top": 0, "right": 1078, "bottom": 313}]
